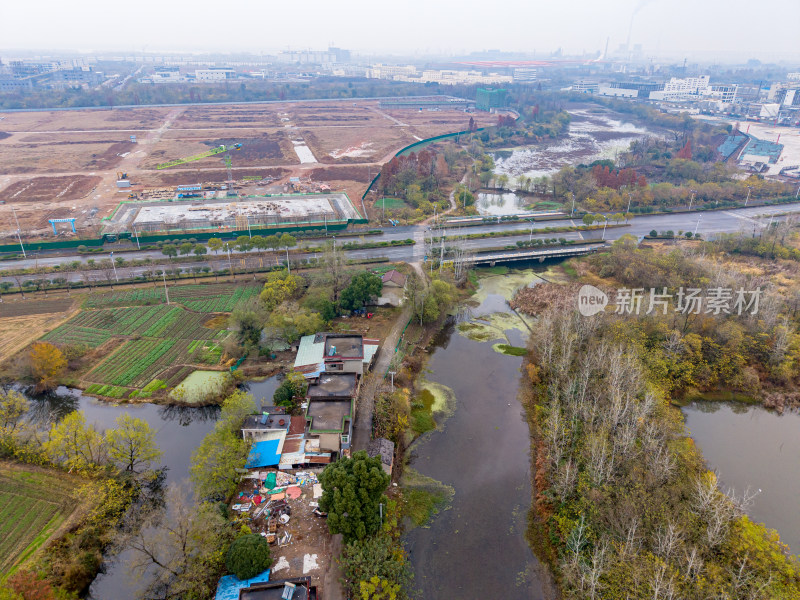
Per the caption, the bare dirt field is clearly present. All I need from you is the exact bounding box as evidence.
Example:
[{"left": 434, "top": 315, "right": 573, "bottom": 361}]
[
  {"left": 0, "top": 99, "right": 494, "bottom": 236},
  {"left": 0, "top": 297, "right": 78, "bottom": 364},
  {"left": 0, "top": 107, "right": 173, "bottom": 131},
  {"left": 1, "top": 140, "right": 135, "bottom": 174},
  {"left": 0, "top": 175, "right": 102, "bottom": 204}
]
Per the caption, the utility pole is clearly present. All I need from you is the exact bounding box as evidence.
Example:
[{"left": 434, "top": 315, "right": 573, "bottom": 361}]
[
  {"left": 110, "top": 252, "right": 119, "bottom": 282},
  {"left": 162, "top": 270, "right": 170, "bottom": 304},
  {"left": 602, "top": 216, "right": 608, "bottom": 240},
  {"left": 10, "top": 206, "right": 25, "bottom": 258},
  {"left": 285, "top": 244, "right": 291, "bottom": 274},
  {"left": 570, "top": 193, "right": 576, "bottom": 218},
  {"left": 247, "top": 216, "right": 252, "bottom": 239},
  {"left": 133, "top": 225, "right": 140, "bottom": 249},
  {"left": 745, "top": 186, "right": 751, "bottom": 206},
  {"left": 439, "top": 228, "right": 444, "bottom": 272},
  {"left": 226, "top": 243, "right": 235, "bottom": 280},
  {"left": 388, "top": 371, "right": 396, "bottom": 392}
]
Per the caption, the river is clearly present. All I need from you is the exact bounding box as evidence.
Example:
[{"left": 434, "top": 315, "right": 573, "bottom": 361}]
[
  {"left": 405, "top": 268, "right": 552, "bottom": 599},
  {"left": 682, "top": 401, "right": 800, "bottom": 554},
  {"left": 17, "top": 375, "right": 280, "bottom": 599}
]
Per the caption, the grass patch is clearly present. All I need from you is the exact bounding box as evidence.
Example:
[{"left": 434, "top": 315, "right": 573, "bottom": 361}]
[
  {"left": 375, "top": 197, "right": 409, "bottom": 209},
  {"left": 493, "top": 343, "right": 527, "bottom": 356}
]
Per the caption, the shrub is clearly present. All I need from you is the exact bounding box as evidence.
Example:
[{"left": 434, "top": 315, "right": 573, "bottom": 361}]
[{"left": 226, "top": 534, "right": 272, "bottom": 580}]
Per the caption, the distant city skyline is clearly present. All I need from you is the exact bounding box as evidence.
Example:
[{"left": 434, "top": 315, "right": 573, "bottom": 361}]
[{"left": 2, "top": 0, "right": 799, "bottom": 63}]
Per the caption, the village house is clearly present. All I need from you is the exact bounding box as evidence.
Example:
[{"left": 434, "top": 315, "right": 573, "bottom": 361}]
[{"left": 378, "top": 269, "right": 408, "bottom": 307}]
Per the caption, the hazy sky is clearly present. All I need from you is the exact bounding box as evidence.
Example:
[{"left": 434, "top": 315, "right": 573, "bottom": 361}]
[{"left": 2, "top": 0, "right": 799, "bottom": 61}]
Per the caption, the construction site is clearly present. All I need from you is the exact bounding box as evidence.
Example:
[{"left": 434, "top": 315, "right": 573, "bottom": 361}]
[
  {"left": 106, "top": 193, "right": 364, "bottom": 235},
  {"left": 0, "top": 99, "right": 495, "bottom": 241}
]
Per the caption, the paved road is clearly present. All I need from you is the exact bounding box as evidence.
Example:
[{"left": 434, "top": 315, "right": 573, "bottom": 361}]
[
  {"left": 1, "top": 202, "right": 797, "bottom": 283},
  {"left": 352, "top": 297, "right": 414, "bottom": 452}
]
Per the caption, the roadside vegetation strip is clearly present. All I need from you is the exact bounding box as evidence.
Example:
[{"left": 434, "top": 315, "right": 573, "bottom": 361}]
[{"left": 433, "top": 223, "right": 627, "bottom": 242}]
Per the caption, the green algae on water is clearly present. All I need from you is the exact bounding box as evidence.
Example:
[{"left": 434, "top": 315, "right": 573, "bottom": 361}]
[
  {"left": 493, "top": 343, "right": 527, "bottom": 356},
  {"left": 400, "top": 467, "right": 455, "bottom": 528}
]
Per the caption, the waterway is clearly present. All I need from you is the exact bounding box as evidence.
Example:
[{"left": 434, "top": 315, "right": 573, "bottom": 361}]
[
  {"left": 16, "top": 375, "right": 279, "bottom": 599},
  {"left": 682, "top": 401, "right": 800, "bottom": 554},
  {"left": 405, "top": 268, "right": 550, "bottom": 599}
]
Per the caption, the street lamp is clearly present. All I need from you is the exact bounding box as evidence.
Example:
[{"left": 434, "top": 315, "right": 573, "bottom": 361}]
[
  {"left": 693, "top": 214, "right": 703, "bottom": 236},
  {"left": 745, "top": 186, "right": 751, "bottom": 206}
]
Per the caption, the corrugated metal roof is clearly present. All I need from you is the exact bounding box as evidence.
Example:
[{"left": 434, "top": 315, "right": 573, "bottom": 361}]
[
  {"left": 245, "top": 439, "right": 282, "bottom": 468},
  {"left": 293, "top": 334, "right": 324, "bottom": 369}
]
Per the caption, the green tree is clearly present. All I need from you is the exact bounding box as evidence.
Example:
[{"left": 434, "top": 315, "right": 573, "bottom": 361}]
[
  {"left": 303, "top": 288, "right": 337, "bottom": 322},
  {"left": 236, "top": 235, "right": 252, "bottom": 252},
  {"left": 179, "top": 242, "right": 194, "bottom": 255},
  {"left": 225, "top": 534, "right": 272, "bottom": 580},
  {"left": 162, "top": 244, "right": 178, "bottom": 260},
  {"left": 340, "top": 271, "right": 383, "bottom": 311},
  {"left": 208, "top": 237, "right": 224, "bottom": 254},
  {"left": 340, "top": 535, "right": 411, "bottom": 599},
  {"left": 273, "top": 371, "right": 308, "bottom": 410},
  {"left": 190, "top": 391, "right": 255, "bottom": 500},
  {"left": 582, "top": 214, "right": 595, "bottom": 226},
  {"left": 106, "top": 413, "right": 162, "bottom": 473},
  {"left": 44, "top": 411, "right": 106, "bottom": 471},
  {"left": 193, "top": 244, "right": 207, "bottom": 258},
  {"left": 260, "top": 269, "right": 301, "bottom": 310},
  {"left": 264, "top": 307, "right": 325, "bottom": 345},
  {"left": 319, "top": 450, "right": 390, "bottom": 543}
]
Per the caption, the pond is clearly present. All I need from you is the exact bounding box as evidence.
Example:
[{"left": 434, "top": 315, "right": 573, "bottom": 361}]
[
  {"left": 16, "top": 376, "right": 278, "bottom": 599},
  {"left": 682, "top": 401, "right": 800, "bottom": 554},
  {"left": 405, "top": 268, "right": 549, "bottom": 598}
]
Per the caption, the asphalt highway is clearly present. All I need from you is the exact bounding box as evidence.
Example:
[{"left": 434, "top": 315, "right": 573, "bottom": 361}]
[{"left": 1, "top": 202, "right": 797, "bottom": 285}]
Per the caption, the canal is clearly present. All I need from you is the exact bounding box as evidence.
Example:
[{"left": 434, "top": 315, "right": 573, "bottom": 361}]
[{"left": 405, "top": 268, "right": 552, "bottom": 599}]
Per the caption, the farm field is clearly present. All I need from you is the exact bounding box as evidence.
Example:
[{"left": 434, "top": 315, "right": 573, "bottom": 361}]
[
  {"left": 0, "top": 463, "right": 79, "bottom": 576},
  {"left": 40, "top": 282, "right": 258, "bottom": 399}
]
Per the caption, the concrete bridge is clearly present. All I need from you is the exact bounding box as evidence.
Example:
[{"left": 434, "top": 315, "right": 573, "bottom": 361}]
[{"left": 472, "top": 243, "right": 600, "bottom": 266}]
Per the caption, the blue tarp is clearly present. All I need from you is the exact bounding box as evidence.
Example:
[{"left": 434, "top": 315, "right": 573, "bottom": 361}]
[
  {"left": 215, "top": 569, "right": 270, "bottom": 600},
  {"left": 245, "top": 439, "right": 281, "bottom": 468}
]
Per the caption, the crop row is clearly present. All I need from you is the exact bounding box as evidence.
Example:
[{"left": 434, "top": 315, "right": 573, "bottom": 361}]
[
  {"left": 84, "top": 384, "right": 130, "bottom": 398},
  {"left": 83, "top": 283, "right": 261, "bottom": 312},
  {"left": 42, "top": 325, "right": 111, "bottom": 348},
  {"left": 88, "top": 339, "right": 176, "bottom": 387},
  {"left": 0, "top": 492, "right": 62, "bottom": 572}
]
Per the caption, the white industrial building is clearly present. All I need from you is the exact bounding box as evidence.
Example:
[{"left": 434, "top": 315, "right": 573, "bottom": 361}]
[{"left": 194, "top": 68, "right": 235, "bottom": 81}]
